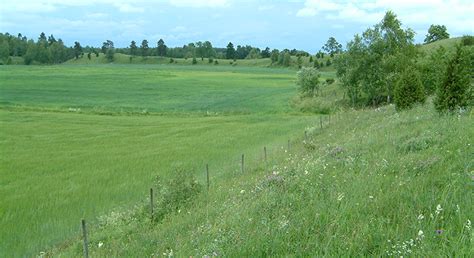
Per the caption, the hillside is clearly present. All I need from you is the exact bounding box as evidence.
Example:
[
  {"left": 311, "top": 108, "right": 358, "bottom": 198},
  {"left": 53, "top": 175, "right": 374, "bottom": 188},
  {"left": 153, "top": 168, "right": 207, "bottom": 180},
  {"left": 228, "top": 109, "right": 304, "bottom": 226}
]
[
  {"left": 418, "top": 37, "right": 464, "bottom": 54},
  {"left": 50, "top": 99, "right": 473, "bottom": 256}
]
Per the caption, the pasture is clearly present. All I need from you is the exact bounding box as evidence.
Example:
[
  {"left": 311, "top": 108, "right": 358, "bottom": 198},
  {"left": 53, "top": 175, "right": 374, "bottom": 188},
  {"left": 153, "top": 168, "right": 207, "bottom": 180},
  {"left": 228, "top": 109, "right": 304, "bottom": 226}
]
[{"left": 0, "top": 65, "right": 319, "bottom": 256}]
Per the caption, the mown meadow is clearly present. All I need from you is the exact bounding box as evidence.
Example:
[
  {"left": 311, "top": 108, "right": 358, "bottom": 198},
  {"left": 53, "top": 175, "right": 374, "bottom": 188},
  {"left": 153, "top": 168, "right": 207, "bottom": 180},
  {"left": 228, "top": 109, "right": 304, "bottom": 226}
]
[{"left": 0, "top": 65, "right": 325, "bottom": 256}]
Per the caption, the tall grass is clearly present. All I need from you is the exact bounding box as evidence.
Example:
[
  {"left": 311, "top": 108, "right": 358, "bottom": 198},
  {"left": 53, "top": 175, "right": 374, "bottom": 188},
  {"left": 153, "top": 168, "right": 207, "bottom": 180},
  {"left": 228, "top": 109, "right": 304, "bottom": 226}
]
[{"left": 53, "top": 102, "right": 473, "bottom": 256}]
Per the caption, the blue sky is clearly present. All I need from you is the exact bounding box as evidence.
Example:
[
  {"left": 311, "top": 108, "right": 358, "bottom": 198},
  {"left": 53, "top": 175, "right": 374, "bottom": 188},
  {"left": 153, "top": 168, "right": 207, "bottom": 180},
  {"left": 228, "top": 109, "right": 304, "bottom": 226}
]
[{"left": 1, "top": 0, "right": 473, "bottom": 53}]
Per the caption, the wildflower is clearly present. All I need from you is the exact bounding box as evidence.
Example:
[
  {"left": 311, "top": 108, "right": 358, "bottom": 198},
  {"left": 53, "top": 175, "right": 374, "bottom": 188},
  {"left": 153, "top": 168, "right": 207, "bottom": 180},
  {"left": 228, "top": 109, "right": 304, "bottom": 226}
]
[
  {"left": 240, "top": 190, "right": 245, "bottom": 194},
  {"left": 417, "top": 230, "right": 424, "bottom": 239},
  {"left": 417, "top": 214, "right": 424, "bottom": 220},
  {"left": 435, "top": 229, "right": 443, "bottom": 235},
  {"left": 98, "top": 242, "right": 104, "bottom": 248},
  {"left": 304, "top": 170, "right": 309, "bottom": 175},
  {"left": 456, "top": 205, "right": 460, "bottom": 213},
  {"left": 337, "top": 193, "right": 345, "bottom": 201},
  {"left": 466, "top": 219, "right": 471, "bottom": 230},
  {"left": 369, "top": 195, "right": 374, "bottom": 199},
  {"left": 435, "top": 204, "right": 443, "bottom": 215}
]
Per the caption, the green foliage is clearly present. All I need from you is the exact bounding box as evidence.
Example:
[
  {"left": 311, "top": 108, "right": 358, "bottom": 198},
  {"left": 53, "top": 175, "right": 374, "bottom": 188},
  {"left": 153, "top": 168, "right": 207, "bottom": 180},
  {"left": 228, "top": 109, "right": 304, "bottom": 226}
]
[
  {"left": 418, "top": 46, "right": 448, "bottom": 94},
  {"left": 424, "top": 24, "right": 450, "bottom": 44},
  {"left": 192, "top": 57, "right": 197, "bottom": 64},
  {"left": 282, "top": 52, "right": 291, "bottom": 67},
  {"left": 157, "top": 39, "right": 167, "bottom": 57},
  {"left": 325, "top": 78, "right": 335, "bottom": 85},
  {"left": 434, "top": 45, "right": 471, "bottom": 113},
  {"left": 326, "top": 58, "right": 331, "bottom": 66},
  {"left": 214, "top": 60, "right": 218, "bottom": 65},
  {"left": 152, "top": 169, "right": 202, "bottom": 222},
  {"left": 140, "top": 39, "right": 149, "bottom": 57},
  {"left": 270, "top": 49, "right": 279, "bottom": 64},
  {"left": 296, "top": 67, "right": 320, "bottom": 96},
  {"left": 0, "top": 40, "right": 10, "bottom": 62},
  {"left": 394, "top": 68, "right": 426, "bottom": 110},
  {"left": 73, "top": 41, "right": 82, "bottom": 59},
  {"left": 309, "top": 56, "right": 313, "bottom": 63},
  {"left": 461, "top": 35, "right": 474, "bottom": 46},
  {"left": 335, "top": 11, "right": 417, "bottom": 106},
  {"left": 226, "top": 42, "right": 235, "bottom": 59},
  {"left": 322, "top": 37, "right": 342, "bottom": 55}
]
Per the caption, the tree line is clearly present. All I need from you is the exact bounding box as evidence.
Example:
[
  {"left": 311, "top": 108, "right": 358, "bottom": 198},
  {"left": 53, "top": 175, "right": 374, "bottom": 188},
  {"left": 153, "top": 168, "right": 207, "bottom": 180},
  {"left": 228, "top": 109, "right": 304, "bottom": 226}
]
[{"left": 0, "top": 32, "right": 342, "bottom": 66}]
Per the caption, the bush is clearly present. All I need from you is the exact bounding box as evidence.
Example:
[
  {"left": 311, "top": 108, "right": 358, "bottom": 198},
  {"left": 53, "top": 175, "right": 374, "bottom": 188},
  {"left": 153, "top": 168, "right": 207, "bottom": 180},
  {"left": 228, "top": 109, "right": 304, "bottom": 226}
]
[
  {"left": 214, "top": 60, "right": 219, "bottom": 65},
  {"left": 461, "top": 35, "right": 474, "bottom": 46},
  {"left": 326, "top": 78, "right": 335, "bottom": 85},
  {"left": 152, "top": 169, "right": 202, "bottom": 222},
  {"left": 208, "top": 58, "right": 213, "bottom": 63},
  {"left": 169, "top": 58, "right": 174, "bottom": 63},
  {"left": 434, "top": 45, "right": 471, "bottom": 113},
  {"left": 192, "top": 57, "right": 197, "bottom": 65},
  {"left": 394, "top": 68, "right": 426, "bottom": 110},
  {"left": 296, "top": 67, "right": 320, "bottom": 96}
]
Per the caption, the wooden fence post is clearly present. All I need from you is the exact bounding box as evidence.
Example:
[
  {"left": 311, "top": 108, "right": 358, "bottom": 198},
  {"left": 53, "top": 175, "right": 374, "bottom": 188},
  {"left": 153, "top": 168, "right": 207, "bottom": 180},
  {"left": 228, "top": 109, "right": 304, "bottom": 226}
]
[
  {"left": 81, "top": 219, "right": 89, "bottom": 258},
  {"left": 150, "top": 188, "right": 154, "bottom": 222},
  {"left": 206, "top": 164, "right": 210, "bottom": 191},
  {"left": 264, "top": 146, "right": 267, "bottom": 163}
]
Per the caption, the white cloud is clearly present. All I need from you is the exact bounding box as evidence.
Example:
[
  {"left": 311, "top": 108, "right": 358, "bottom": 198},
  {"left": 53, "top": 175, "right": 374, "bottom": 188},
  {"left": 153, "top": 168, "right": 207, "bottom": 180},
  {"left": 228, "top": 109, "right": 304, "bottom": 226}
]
[
  {"left": 115, "top": 3, "right": 144, "bottom": 13},
  {"left": 296, "top": 0, "right": 474, "bottom": 34},
  {"left": 168, "top": 0, "right": 229, "bottom": 8}
]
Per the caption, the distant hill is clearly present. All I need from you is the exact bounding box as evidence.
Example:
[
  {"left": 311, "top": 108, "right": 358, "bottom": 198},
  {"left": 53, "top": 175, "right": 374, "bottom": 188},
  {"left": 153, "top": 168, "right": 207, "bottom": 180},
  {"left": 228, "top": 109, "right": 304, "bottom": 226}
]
[{"left": 418, "top": 37, "right": 463, "bottom": 54}]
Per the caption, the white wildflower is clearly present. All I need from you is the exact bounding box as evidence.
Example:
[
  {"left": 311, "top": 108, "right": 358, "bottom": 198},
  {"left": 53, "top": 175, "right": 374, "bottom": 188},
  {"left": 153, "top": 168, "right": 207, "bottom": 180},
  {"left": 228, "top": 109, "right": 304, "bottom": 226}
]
[
  {"left": 435, "top": 204, "right": 443, "bottom": 215},
  {"left": 456, "top": 205, "right": 460, "bottom": 213},
  {"left": 240, "top": 190, "right": 245, "bottom": 194},
  {"left": 369, "top": 195, "right": 374, "bottom": 199},
  {"left": 98, "top": 242, "right": 104, "bottom": 248},
  {"left": 417, "top": 214, "right": 424, "bottom": 220},
  {"left": 337, "top": 193, "right": 345, "bottom": 201},
  {"left": 466, "top": 220, "right": 472, "bottom": 230}
]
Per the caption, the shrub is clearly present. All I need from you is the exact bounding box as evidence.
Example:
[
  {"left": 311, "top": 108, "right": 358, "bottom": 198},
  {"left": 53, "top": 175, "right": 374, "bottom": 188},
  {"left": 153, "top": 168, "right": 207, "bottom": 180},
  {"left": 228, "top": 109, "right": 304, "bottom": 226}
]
[
  {"left": 214, "top": 60, "right": 219, "bottom": 65},
  {"left": 434, "top": 45, "right": 471, "bottom": 113},
  {"left": 192, "top": 57, "right": 197, "bottom": 65},
  {"left": 394, "top": 68, "right": 426, "bottom": 110},
  {"left": 169, "top": 58, "right": 174, "bottom": 63},
  {"left": 296, "top": 67, "right": 320, "bottom": 96},
  {"left": 152, "top": 169, "right": 202, "bottom": 222},
  {"left": 326, "top": 78, "right": 335, "bottom": 85},
  {"left": 208, "top": 58, "right": 213, "bottom": 63},
  {"left": 461, "top": 35, "right": 474, "bottom": 46}
]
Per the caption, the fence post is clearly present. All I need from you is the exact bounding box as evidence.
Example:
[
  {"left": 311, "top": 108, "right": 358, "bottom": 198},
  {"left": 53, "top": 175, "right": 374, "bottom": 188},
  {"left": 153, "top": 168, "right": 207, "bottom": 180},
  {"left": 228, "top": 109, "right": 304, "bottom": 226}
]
[
  {"left": 81, "top": 219, "right": 89, "bottom": 258},
  {"left": 264, "top": 146, "right": 267, "bottom": 163},
  {"left": 206, "top": 164, "right": 210, "bottom": 191},
  {"left": 241, "top": 154, "right": 245, "bottom": 173},
  {"left": 150, "top": 188, "right": 154, "bottom": 222}
]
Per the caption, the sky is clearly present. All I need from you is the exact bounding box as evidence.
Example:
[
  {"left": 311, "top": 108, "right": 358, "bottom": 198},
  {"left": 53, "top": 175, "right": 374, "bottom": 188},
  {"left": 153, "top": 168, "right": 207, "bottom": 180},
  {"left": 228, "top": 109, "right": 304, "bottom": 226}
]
[{"left": 1, "top": 0, "right": 473, "bottom": 53}]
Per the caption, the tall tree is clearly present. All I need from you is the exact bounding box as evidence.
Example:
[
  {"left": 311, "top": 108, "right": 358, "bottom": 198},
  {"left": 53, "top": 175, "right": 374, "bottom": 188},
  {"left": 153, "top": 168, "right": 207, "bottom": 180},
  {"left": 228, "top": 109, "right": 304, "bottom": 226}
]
[
  {"left": 140, "top": 39, "right": 149, "bottom": 57},
  {"left": 226, "top": 42, "right": 235, "bottom": 59},
  {"left": 335, "top": 11, "right": 417, "bottom": 106},
  {"left": 434, "top": 45, "right": 471, "bottom": 113},
  {"left": 102, "top": 40, "right": 114, "bottom": 62},
  {"left": 424, "top": 24, "right": 450, "bottom": 44},
  {"left": 261, "top": 47, "right": 271, "bottom": 58},
  {"left": 322, "top": 37, "right": 342, "bottom": 55},
  {"left": 73, "top": 41, "right": 82, "bottom": 59},
  {"left": 130, "top": 40, "right": 138, "bottom": 56},
  {"left": 157, "top": 39, "right": 167, "bottom": 57}
]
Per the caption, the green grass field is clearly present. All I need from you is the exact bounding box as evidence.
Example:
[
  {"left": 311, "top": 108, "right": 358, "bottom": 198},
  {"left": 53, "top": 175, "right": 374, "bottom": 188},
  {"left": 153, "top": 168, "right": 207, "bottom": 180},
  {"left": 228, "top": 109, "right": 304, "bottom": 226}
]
[
  {"left": 52, "top": 101, "right": 473, "bottom": 257},
  {"left": 0, "top": 65, "right": 329, "bottom": 256}
]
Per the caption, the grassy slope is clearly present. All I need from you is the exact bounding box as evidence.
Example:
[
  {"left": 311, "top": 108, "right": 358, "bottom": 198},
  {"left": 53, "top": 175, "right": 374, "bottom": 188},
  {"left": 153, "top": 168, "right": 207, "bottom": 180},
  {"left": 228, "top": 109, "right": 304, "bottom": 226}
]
[
  {"left": 54, "top": 101, "right": 473, "bottom": 257},
  {"left": 0, "top": 65, "right": 336, "bottom": 256}
]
